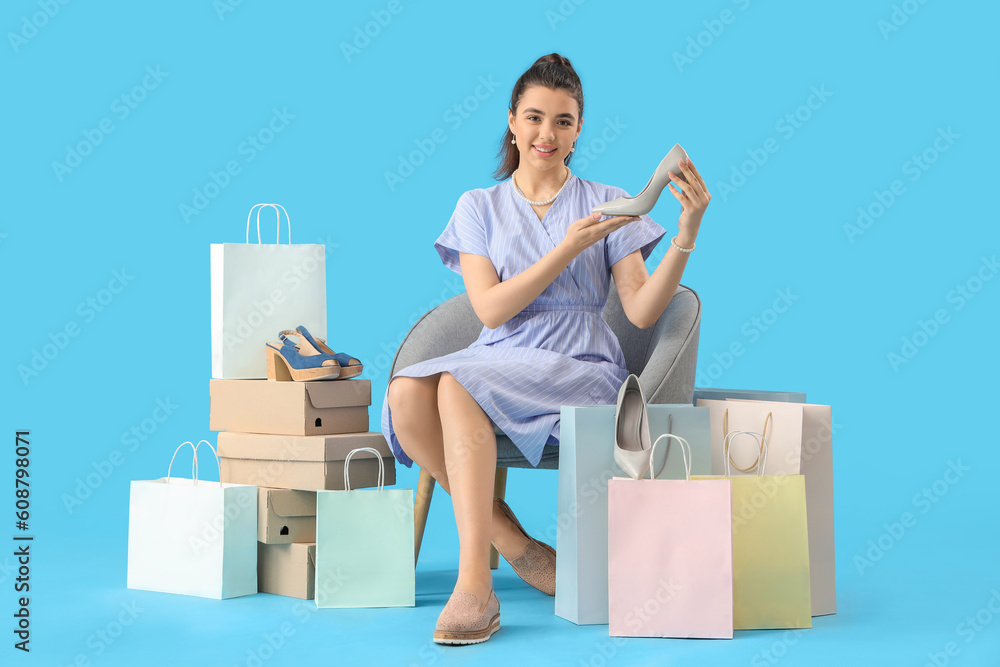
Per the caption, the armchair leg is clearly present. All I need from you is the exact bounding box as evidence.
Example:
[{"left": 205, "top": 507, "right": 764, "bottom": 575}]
[
  {"left": 413, "top": 468, "right": 436, "bottom": 567},
  {"left": 490, "top": 468, "right": 509, "bottom": 570}
]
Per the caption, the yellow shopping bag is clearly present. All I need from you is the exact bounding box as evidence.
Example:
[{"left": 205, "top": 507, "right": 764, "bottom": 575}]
[{"left": 694, "top": 429, "right": 811, "bottom": 630}]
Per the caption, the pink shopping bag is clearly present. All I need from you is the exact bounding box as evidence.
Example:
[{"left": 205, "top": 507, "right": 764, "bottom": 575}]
[{"left": 608, "top": 434, "right": 734, "bottom": 639}]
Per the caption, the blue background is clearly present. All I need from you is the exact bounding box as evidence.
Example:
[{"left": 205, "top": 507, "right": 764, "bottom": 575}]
[{"left": 3, "top": 1, "right": 997, "bottom": 665}]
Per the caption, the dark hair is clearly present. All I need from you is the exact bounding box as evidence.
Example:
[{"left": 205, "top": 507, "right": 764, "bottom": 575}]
[{"left": 493, "top": 53, "right": 584, "bottom": 181}]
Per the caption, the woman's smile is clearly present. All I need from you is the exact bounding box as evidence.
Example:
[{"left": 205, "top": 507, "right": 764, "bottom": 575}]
[{"left": 533, "top": 144, "right": 558, "bottom": 158}]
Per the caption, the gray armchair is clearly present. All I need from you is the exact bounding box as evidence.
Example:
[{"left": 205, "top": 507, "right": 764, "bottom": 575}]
[{"left": 389, "top": 282, "right": 702, "bottom": 566}]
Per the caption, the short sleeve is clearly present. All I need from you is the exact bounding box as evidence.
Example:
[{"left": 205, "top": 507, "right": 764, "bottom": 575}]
[
  {"left": 434, "top": 191, "right": 490, "bottom": 275},
  {"left": 604, "top": 192, "right": 668, "bottom": 268}
]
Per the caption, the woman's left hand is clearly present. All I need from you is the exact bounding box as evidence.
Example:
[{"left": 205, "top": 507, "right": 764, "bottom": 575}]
[{"left": 667, "top": 158, "right": 710, "bottom": 244}]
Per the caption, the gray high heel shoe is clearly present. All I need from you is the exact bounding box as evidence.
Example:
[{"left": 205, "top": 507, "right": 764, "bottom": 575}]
[
  {"left": 592, "top": 143, "right": 690, "bottom": 217},
  {"left": 613, "top": 374, "right": 652, "bottom": 479}
]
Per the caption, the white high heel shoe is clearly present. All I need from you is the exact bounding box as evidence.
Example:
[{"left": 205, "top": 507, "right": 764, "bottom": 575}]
[
  {"left": 592, "top": 143, "right": 690, "bottom": 217},
  {"left": 613, "top": 374, "right": 652, "bottom": 479}
]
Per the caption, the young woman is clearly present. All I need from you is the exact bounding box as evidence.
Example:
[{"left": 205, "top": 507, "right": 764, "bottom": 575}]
[{"left": 381, "top": 53, "right": 710, "bottom": 645}]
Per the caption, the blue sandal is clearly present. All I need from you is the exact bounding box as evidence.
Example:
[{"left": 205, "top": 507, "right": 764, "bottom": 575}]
[
  {"left": 265, "top": 337, "right": 341, "bottom": 382},
  {"left": 281, "top": 326, "right": 364, "bottom": 379}
]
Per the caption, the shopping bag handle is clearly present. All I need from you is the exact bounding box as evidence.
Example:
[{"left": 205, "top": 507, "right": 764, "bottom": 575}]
[
  {"left": 343, "top": 447, "right": 385, "bottom": 491},
  {"left": 245, "top": 203, "right": 291, "bottom": 244},
  {"left": 166, "top": 439, "right": 222, "bottom": 486},
  {"left": 722, "top": 408, "right": 772, "bottom": 472},
  {"left": 647, "top": 433, "right": 691, "bottom": 481},
  {"left": 723, "top": 430, "right": 768, "bottom": 477}
]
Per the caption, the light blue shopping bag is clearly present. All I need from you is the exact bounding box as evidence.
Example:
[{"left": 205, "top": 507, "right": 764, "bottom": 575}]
[
  {"left": 692, "top": 387, "right": 806, "bottom": 403},
  {"left": 315, "top": 447, "right": 414, "bottom": 608},
  {"left": 555, "top": 404, "right": 711, "bottom": 625}
]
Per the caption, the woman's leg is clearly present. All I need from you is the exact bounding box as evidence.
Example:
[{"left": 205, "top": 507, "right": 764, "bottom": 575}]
[
  {"left": 387, "top": 374, "right": 530, "bottom": 561},
  {"left": 386, "top": 374, "right": 450, "bottom": 492},
  {"left": 436, "top": 371, "right": 496, "bottom": 600}
]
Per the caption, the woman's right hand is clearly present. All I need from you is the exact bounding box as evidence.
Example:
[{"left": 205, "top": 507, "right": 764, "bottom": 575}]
[{"left": 560, "top": 213, "right": 641, "bottom": 257}]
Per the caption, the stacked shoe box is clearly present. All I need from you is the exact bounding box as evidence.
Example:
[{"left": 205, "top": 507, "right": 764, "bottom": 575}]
[{"left": 209, "top": 378, "right": 394, "bottom": 599}]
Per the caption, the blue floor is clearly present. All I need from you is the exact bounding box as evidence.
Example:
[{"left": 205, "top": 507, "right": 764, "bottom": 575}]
[{"left": 26, "top": 459, "right": 1000, "bottom": 666}]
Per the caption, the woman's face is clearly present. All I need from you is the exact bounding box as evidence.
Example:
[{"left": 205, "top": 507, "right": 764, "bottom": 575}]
[{"left": 508, "top": 85, "right": 582, "bottom": 173}]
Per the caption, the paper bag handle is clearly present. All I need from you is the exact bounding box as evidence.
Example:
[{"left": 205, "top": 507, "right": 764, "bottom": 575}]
[
  {"left": 647, "top": 433, "right": 691, "bottom": 481},
  {"left": 343, "top": 447, "right": 385, "bottom": 491},
  {"left": 166, "top": 439, "right": 222, "bottom": 486},
  {"left": 246, "top": 203, "right": 291, "bottom": 244},
  {"left": 724, "top": 430, "right": 768, "bottom": 477},
  {"left": 722, "top": 408, "right": 772, "bottom": 472}
]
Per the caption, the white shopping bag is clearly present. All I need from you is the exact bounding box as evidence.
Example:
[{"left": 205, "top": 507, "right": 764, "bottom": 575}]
[
  {"left": 127, "top": 440, "right": 258, "bottom": 599},
  {"left": 211, "top": 203, "right": 327, "bottom": 378}
]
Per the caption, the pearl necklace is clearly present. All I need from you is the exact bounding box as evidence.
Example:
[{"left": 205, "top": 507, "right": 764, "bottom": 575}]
[{"left": 511, "top": 167, "right": 572, "bottom": 206}]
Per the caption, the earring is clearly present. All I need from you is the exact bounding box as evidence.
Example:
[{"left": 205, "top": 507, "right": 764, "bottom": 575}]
[
  {"left": 571, "top": 143, "right": 575, "bottom": 152},
  {"left": 511, "top": 137, "right": 516, "bottom": 145}
]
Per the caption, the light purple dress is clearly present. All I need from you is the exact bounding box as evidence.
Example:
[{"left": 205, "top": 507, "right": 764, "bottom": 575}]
[{"left": 380, "top": 174, "right": 666, "bottom": 468}]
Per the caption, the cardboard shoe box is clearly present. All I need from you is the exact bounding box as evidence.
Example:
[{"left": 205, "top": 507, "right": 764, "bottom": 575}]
[
  {"left": 210, "top": 379, "right": 371, "bottom": 436},
  {"left": 258, "top": 542, "right": 316, "bottom": 600},
  {"left": 218, "top": 431, "right": 395, "bottom": 491},
  {"left": 258, "top": 487, "right": 317, "bottom": 544}
]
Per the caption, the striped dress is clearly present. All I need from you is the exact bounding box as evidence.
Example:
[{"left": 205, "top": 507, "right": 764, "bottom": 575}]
[{"left": 380, "top": 174, "right": 666, "bottom": 468}]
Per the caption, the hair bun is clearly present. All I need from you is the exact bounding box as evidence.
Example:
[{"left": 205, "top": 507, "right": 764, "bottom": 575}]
[{"left": 534, "top": 53, "right": 575, "bottom": 73}]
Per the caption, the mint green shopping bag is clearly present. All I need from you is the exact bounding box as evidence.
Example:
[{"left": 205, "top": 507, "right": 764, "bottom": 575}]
[{"left": 315, "top": 447, "right": 414, "bottom": 608}]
